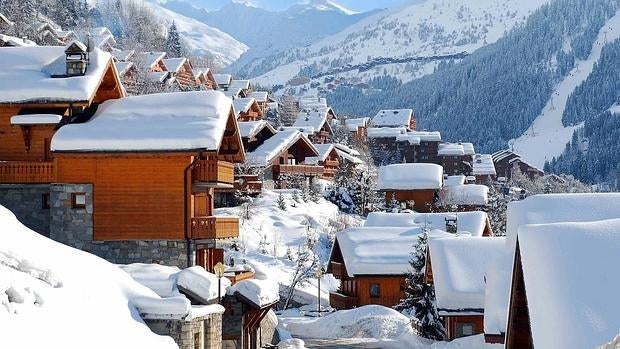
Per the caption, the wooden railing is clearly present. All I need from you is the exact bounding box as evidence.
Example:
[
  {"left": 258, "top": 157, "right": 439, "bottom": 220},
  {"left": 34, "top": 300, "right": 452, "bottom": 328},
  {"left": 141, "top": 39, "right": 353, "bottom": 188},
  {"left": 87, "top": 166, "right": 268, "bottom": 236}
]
[
  {"left": 329, "top": 292, "right": 358, "bottom": 310},
  {"left": 324, "top": 160, "right": 339, "bottom": 167},
  {"left": 329, "top": 262, "right": 345, "bottom": 278},
  {"left": 273, "top": 164, "right": 323, "bottom": 176},
  {"left": 192, "top": 159, "right": 234, "bottom": 185},
  {"left": 191, "top": 216, "right": 239, "bottom": 240},
  {"left": 0, "top": 162, "right": 54, "bottom": 183}
]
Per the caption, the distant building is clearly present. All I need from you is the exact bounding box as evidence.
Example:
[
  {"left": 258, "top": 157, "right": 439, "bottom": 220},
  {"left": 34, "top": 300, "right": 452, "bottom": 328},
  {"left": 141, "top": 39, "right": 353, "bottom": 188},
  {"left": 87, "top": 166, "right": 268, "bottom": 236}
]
[{"left": 492, "top": 150, "right": 543, "bottom": 180}]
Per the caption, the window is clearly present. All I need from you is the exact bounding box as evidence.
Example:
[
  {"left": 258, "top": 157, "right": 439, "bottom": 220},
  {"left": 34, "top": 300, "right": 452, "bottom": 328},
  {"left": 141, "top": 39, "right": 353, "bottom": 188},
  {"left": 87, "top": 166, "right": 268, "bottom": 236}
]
[
  {"left": 42, "top": 193, "right": 50, "bottom": 210},
  {"left": 455, "top": 322, "right": 476, "bottom": 338},
  {"left": 71, "top": 193, "right": 86, "bottom": 209},
  {"left": 288, "top": 157, "right": 296, "bottom": 165},
  {"left": 369, "top": 283, "right": 380, "bottom": 298}
]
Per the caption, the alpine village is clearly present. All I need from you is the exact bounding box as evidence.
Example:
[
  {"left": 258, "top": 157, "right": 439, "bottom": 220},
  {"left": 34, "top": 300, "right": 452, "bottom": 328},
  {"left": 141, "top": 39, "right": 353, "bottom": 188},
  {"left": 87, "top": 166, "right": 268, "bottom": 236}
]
[{"left": 1, "top": 1, "right": 620, "bottom": 349}]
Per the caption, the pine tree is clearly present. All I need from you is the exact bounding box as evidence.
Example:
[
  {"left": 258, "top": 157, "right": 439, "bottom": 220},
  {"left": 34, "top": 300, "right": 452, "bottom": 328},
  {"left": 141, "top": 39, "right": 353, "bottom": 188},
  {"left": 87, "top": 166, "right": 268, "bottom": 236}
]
[
  {"left": 395, "top": 230, "right": 445, "bottom": 340},
  {"left": 276, "top": 193, "right": 287, "bottom": 211},
  {"left": 165, "top": 21, "right": 183, "bottom": 58}
]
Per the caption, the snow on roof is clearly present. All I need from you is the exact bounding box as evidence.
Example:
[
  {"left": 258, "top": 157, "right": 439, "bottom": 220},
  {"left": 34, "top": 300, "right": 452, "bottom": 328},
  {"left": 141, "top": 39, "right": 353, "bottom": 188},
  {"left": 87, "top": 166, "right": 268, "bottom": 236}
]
[
  {"left": 472, "top": 154, "right": 496, "bottom": 176},
  {"left": 335, "top": 227, "right": 452, "bottom": 277},
  {"left": 0, "top": 46, "right": 113, "bottom": 104},
  {"left": 233, "top": 97, "right": 257, "bottom": 116},
  {"left": 0, "top": 34, "right": 37, "bottom": 47},
  {"left": 10, "top": 114, "right": 62, "bottom": 125},
  {"left": 249, "top": 91, "right": 268, "bottom": 102},
  {"left": 162, "top": 57, "right": 187, "bottom": 73},
  {"left": 377, "top": 163, "right": 443, "bottom": 190},
  {"left": 517, "top": 219, "right": 620, "bottom": 349},
  {"left": 334, "top": 143, "right": 360, "bottom": 156},
  {"left": 238, "top": 120, "right": 276, "bottom": 139},
  {"left": 52, "top": 91, "right": 233, "bottom": 152},
  {"left": 364, "top": 211, "right": 490, "bottom": 237},
  {"left": 223, "top": 87, "right": 243, "bottom": 98},
  {"left": 246, "top": 130, "right": 318, "bottom": 165},
  {"left": 444, "top": 175, "right": 466, "bottom": 187},
  {"left": 111, "top": 49, "right": 134, "bottom": 62},
  {"left": 438, "top": 142, "right": 475, "bottom": 156},
  {"left": 306, "top": 143, "right": 336, "bottom": 164},
  {"left": 177, "top": 266, "right": 231, "bottom": 303},
  {"left": 344, "top": 117, "right": 369, "bottom": 131},
  {"left": 366, "top": 127, "right": 407, "bottom": 138},
  {"left": 429, "top": 237, "right": 504, "bottom": 315},
  {"left": 409, "top": 130, "right": 441, "bottom": 142},
  {"left": 492, "top": 149, "right": 518, "bottom": 162},
  {"left": 213, "top": 73, "right": 232, "bottom": 86},
  {"left": 299, "top": 96, "right": 328, "bottom": 109},
  {"left": 372, "top": 109, "right": 413, "bottom": 127},
  {"left": 229, "top": 79, "right": 250, "bottom": 90},
  {"left": 440, "top": 184, "right": 489, "bottom": 206},
  {"left": 135, "top": 51, "right": 166, "bottom": 69},
  {"left": 335, "top": 148, "right": 363, "bottom": 165},
  {"left": 292, "top": 110, "right": 328, "bottom": 133},
  {"left": 483, "top": 252, "right": 512, "bottom": 335},
  {"left": 395, "top": 133, "right": 421, "bottom": 145},
  {"left": 228, "top": 279, "right": 279, "bottom": 308},
  {"left": 114, "top": 61, "right": 134, "bottom": 76},
  {"left": 147, "top": 71, "right": 169, "bottom": 83}
]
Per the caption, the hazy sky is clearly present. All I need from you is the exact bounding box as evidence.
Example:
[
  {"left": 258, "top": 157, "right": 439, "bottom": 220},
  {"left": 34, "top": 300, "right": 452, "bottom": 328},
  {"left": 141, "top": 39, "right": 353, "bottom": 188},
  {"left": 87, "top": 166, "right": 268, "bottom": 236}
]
[{"left": 224, "top": 0, "right": 414, "bottom": 12}]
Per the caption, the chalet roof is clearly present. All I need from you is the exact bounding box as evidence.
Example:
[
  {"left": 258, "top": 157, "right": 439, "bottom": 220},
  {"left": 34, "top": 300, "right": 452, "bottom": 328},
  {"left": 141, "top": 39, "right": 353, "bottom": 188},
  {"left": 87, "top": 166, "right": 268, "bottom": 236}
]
[
  {"left": 163, "top": 58, "right": 188, "bottom": 73},
  {"left": 444, "top": 175, "right": 466, "bottom": 187},
  {"left": 246, "top": 130, "right": 318, "bottom": 165},
  {"left": 52, "top": 91, "right": 234, "bottom": 152},
  {"left": 395, "top": 133, "right": 421, "bottom": 145},
  {"left": 232, "top": 98, "right": 258, "bottom": 116},
  {"left": 227, "top": 279, "right": 279, "bottom": 309},
  {"left": 0, "top": 34, "right": 37, "bottom": 47},
  {"left": 334, "top": 227, "right": 452, "bottom": 277},
  {"left": 148, "top": 71, "right": 170, "bottom": 83},
  {"left": 335, "top": 148, "right": 363, "bottom": 165},
  {"left": 238, "top": 120, "right": 276, "bottom": 139},
  {"left": 372, "top": 109, "right": 413, "bottom": 128},
  {"left": 429, "top": 236, "right": 504, "bottom": 315},
  {"left": 516, "top": 219, "right": 620, "bottom": 349},
  {"left": 114, "top": 61, "right": 134, "bottom": 76},
  {"left": 292, "top": 109, "right": 330, "bottom": 134},
  {"left": 344, "top": 117, "right": 369, "bottom": 131},
  {"left": 213, "top": 73, "right": 232, "bottom": 86},
  {"left": 65, "top": 40, "right": 87, "bottom": 53},
  {"left": 229, "top": 79, "right": 250, "bottom": 90},
  {"left": 333, "top": 143, "right": 360, "bottom": 156},
  {"left": 223, "top": 87, "right": 243, "bottom": 98},
  {"left": 80, "top": 27, "right": 116, "bottom": 49},
  {"left": 491, "top": 149, "right": 518, "bottom": 162},
  {"left": 10, "top": 114, "right": 63, "bottom": 125},
  {"left": 298, "top": 96, "right": 328, "bottom": 109},
  {"left": 439, "top": 184, "right": 489, "bottom": 206},
  {"left": 135, "top": 51, "right": 166, "bottom": 69},
  {"left": 306, "top": 143, "right": 336, "bottom": 164},
  {"left": 472, "top": 154, "right": 496, "bottom": 176},
  {"left": 364, "top": 211, "right": 490, "bottom": 237},
  {"left": 0, "top": 46, "right": 113, "bottom": 104},
  {"left": 377, "top": 163, "right": 443, "bottom": 190},
  {"left": 112, "top": 49, "right": 135, "bottom": 62},
  {"left": 438, "top": 142, "right": 475, "bottom": 156},
  {"left": 409, "top": 130, "right": 441, "bottom": 142},
  {"left": 249, "top": 91, "right": 268, "bottom": 103},
  {"left": 366, "top": 127, "right": 407, "bottom": 138}
]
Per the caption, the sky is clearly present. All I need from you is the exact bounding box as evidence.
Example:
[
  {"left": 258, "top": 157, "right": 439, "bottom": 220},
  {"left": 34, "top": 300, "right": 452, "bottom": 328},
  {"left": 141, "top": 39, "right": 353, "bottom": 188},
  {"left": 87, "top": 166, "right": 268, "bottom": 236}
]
[{"left": 187, "top": 0, "right": 414, "bottom": 12}]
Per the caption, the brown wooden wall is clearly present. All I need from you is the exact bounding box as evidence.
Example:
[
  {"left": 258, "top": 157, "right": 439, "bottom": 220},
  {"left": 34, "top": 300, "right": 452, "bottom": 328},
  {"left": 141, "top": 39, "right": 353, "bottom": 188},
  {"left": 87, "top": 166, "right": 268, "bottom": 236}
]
[
  {"left": 55, "top": 154, "right": 193, "bottom": 240},
  {"left": 355, "top": 276, "right": 406, "bottom": 307},
  {"left": 0, "top": 107, "right": 58, "bottom": 161},
  {"left": 445, "top": 315, "right": 484, "bottom": 340},
  {"left": 384, "top": 190, "right": 437, "bottom": 213}
]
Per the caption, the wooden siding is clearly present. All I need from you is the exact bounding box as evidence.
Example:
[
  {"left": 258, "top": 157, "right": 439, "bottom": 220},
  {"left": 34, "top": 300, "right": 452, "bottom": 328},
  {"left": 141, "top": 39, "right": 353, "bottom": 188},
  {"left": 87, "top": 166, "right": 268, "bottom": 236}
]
[
  {"left": 384, "top": 190, "right": 437, "bottom": 213},
  {"left": 0, "top": 107, "right": 58, "bottom": 161},
  {"left": 190, "top": 216, "right": 239, "bottom": 239},
  {"left": 55, "top": 154, "right": 192, "bottom": 240},
  {"left": 330, "top": 276, "right": 406, "bottom": 309},
  {"left": 505, "top": 241, "right": 534, "bottom": 349},
  {"left": 192, "top": 159, "right": 234, "bottom": 185},
  {"left": 445, "top": 315, "right": 484, "bottom": 340}
]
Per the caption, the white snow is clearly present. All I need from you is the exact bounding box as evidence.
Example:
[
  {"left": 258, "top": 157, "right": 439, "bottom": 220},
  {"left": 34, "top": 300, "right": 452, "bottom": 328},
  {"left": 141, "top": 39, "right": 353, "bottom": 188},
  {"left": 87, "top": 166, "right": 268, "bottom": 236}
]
[
  {"left": 111, "top": 49, "right": 134, "bottom": 62},
  {"left": 249, "top": 91, "right": 269, "bottom": 103},
  {"left": 438, "top": 143, "right": 475, "bottom": 156},
  {"left": 472, "top": 154, "right": 496, "bottom": 176},
  {"left": 233, "top": 97, "right": 257, "bottom": 115},
  {"left": 228, "top": 279, "right": 279, "bottom": 308},
  {"left": 439, "top": 184, "right": 489, "bottom": 206},
  {"left": 344, "top": 117, "right": 369, "bottom": 131},
  {"left": 367, "top": 127, "right": 408, "bottom": 138},
  {"left": 409, "top": 131, "right": 442, "bottom": 142},
  {"left": 517, "top": 219, "right": 620, "bottom": 349},
  {"left": 177, "top": 266, "right": 231, "bottom": 303},
  {"left": 238, "top": 120, "right": 276, "bottom": 139},
  {"left": 0, "top": 205, "right": 180, "bottom": 348},
  {"left": 148, "top": 71, "right": 169, "bottom": 83},
  {"left": 114, "top": 61, "right": 134, "bottom": 76},
  {"left": 213, "top": 73, "right": 232, "bottom": 86},
  {"left": 0, "top": 46, "right": 112, "bottom": 104},
  {"left": 511, "top": 10, "right": 620, "bottom": 168},
  {"left": 162, "top": 57, "right": 187, "bottom": 73},
  {"left": 52, "top": 91, "right": 233, "bottom": 152},
  {"left": 0, "top": 34, "right": 37, "bottom": 47},
  {"left": 306, "top": 144, "right": 336, "bottom": 164},
  {"left": 428, "top": 237, "right": 504, "bottom": 315},
  {"left": 246, "top": 130, "right": 318, "bottom": 165},
  {"left": 364, "top": 211, "right": 490, "bottom": 237},
  {"left": 10, "top": 114, "right": 62, "bottom": 125},
  {"left": 377, "top": 163, "right": 444, "bottom": 190},
  {"left": 292, "top": 110, "right": 329, "bottom": 133},
  {"left": 134, "top": 51, "right": 166, "bottom": 69},
  {"left": 371, "top": 109, "right": 413, "bottom": 128},
  {"left": 444, "top": 175, "right": 466, "bottom": 187},
  {"left": 597, "top": 332, "right": 620, "bottom": 349}
]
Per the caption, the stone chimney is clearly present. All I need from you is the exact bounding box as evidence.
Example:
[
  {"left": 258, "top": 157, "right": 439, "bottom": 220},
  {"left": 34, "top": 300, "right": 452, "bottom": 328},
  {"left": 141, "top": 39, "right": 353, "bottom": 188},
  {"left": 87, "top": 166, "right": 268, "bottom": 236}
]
[{"left": 65, "top": 40, "right": 89, "bottom": 77}]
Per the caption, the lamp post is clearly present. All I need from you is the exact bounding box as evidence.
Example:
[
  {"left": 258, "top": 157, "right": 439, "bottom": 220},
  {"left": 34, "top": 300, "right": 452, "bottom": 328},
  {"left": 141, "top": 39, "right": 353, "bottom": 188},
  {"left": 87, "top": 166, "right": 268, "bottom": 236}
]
[
  {"left": 315, "top": 264, "right": 325, "bottom": 316},
  {"left": 213, "top": 262, "right": 225, "bottom": 303}
]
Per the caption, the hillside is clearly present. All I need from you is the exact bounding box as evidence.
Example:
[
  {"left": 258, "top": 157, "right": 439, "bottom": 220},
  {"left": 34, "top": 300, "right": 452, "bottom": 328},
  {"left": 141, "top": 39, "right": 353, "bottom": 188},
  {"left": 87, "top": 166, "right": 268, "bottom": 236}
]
[{"left": 247, "top": 0, "right": 544, "bottom": 89}]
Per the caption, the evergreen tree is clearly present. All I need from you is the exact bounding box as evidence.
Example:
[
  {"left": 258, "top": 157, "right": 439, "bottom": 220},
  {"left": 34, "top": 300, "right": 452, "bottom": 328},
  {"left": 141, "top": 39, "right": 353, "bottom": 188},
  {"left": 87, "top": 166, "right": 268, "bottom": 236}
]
[
  {"left": 395, "top": 230, "right": 445, "bottom": 340},
  {"left": 165, "top": 21, "right": 183, "bottom": 58},
  {"left": 276, "top": 193, "right": 287, "bottom": 211}
]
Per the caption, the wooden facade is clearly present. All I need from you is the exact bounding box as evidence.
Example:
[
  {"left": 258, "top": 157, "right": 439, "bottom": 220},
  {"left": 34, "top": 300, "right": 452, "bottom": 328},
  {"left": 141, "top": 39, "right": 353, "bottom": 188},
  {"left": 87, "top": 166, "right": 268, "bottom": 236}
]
[
  {"left": 440, "top": 155, "right": 474, "bottom": 176},
  {"left": 318, "top": 148, "right": 340, "bottom": 179},
  {"left": 308, "top": 120, "right": 333, "bottom": 144},
  {"left": 504, "top": 241, "right": 533, "bottom": 349},
  {"left": 492, "top": 150, "right": 543, "bottom": 180},
  {"left": 383, "top": 190, "right": 438, "bottom": 213},
  {"left": 237, "top": 100, "right": 263, "bottom": 122},
  {"left": 445, "top": 315, "right": 485, "bottom": 340}
]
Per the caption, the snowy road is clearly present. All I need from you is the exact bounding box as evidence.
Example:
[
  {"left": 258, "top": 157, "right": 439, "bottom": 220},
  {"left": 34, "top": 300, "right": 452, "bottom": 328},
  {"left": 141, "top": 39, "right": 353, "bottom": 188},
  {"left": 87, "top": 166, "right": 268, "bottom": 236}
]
[{"left": 302, "top": 338, "right": 387, "bottom": 348}]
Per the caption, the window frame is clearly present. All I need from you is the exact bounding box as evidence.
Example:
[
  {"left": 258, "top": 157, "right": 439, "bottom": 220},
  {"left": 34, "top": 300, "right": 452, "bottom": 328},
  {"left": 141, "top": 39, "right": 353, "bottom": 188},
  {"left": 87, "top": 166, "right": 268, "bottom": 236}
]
[
  {"left": 369, "top": 283, "right": 380, "bottom": 298},
  {"left": 71, "top": 192, "right": 87, "bottom": 209}
]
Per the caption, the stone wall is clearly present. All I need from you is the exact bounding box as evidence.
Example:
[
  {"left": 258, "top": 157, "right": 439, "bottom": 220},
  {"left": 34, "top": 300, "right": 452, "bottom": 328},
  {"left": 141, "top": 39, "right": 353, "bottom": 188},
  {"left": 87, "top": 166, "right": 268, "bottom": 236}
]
[
  {"left": 49, "top": 183, "right": 191, "bottom": 268},
  {"left": 0, "top": 184, "right": 51, "bottom": 236},
  {"left": 145, "top": 313, "right": 223, "bottom": 349}
]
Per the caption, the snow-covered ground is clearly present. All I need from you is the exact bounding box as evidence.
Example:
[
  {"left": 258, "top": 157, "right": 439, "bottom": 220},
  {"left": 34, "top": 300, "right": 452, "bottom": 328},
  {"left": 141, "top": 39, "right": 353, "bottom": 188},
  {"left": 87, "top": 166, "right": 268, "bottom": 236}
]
[
  {"left": 0, "top": 205, "right": 180, "bottom": 349},
  {"left": 511, "top": 10, "right": 620, "bottom": 168}
]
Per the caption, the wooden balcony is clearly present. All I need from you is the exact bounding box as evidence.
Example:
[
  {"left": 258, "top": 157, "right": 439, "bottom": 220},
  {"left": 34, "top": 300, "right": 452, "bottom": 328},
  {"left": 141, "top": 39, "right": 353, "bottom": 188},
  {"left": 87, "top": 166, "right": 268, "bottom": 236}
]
[
  {"left": 324, "top": 160, "right": 339, "bottom": 167},
  {"left": 192, "top": 159, "right": 234, "bottom": 187},
  {"left": 234, "top": 175, "right": 263, "bottom": 193},
  {"left": 0, "top": 161, "right": 54, "bottom": 184},
  {"left": 329, "top": 292, "right": 358, "bottom": 310},
  {"left": 190, "top": 216, "right": 239, "bottom": 240},
  {"left": 329, "top": 261, "right": 345, "bottom": 278},
  {"left": 273, "top": 164, "right": 323, "bottom": 176}
]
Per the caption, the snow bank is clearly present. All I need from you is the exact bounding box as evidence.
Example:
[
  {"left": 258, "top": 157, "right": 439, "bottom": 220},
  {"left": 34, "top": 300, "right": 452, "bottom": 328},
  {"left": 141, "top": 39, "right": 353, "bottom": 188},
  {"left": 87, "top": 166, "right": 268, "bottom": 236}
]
[
  {"left": 52, "top": 91, "right": 232, "bottom": 152},
  {"left": 228, "top": 279, "right": 279, "bottom": 308},
  {"left": 430, "top": 334, "right": 502, "bottom": 348},
  {"left": 177, "top": 266, "right": 231, "bottom": 303},
  {"left": 378, "top": 163, "right": 443, "bottom": 190},
  {"left": 0, "top": 205, "right": 178, "bottom": 348}
]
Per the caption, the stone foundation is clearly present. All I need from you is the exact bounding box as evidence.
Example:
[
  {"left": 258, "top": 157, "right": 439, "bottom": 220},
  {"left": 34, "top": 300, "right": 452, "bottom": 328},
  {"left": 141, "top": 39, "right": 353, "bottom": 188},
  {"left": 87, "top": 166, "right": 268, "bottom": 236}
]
[
  {"left": 0, "top": 184, "right": 51, "bottom": 236},
  {"left": 145, "top": 312, "right": 223, "bottom": 349}
]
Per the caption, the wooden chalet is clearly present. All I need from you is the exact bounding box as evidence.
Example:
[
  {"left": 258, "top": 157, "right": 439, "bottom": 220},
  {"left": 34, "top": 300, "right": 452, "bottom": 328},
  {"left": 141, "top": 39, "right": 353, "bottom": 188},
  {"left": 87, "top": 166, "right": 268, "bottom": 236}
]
[
  {"left": 306, "top": 144, "right": 340, "bottom": 179},
  {"left": 437, "top": 176, "right": 489, "bottom": 211},
  {"left": 248, "top": 91, "right": 270, "bottom": 114},
  {"left": 427, "top": 236, "right": 504, "bottom": 341},
  {"left": 472, "top": 154, "right": 497, "bottom": 184},
  {"left": 438, "top": 142, "right": 475, "bottom": 176},
  {"left": 194, "top": 68, "right": 218, "bottom": 90},
  {"left": 344, "top": 117, "right": 369, "bottom": 139},
  {"left": 0, "top": 44, "right": 123, "bottom": 184},
  {"left": 246, "top": 130, "right": 321, "bottom": 189},
  {"left": 367, "top": 128, "right": 442, "bottom": 165},
  {"left": 163, "top": 57, "right": 196, "bottom": 89},
  {"left": 213, "top": 73, "right": 232, "bottom": 90},
  {"left": 50, "top": 91, "right": 245, "bottom": 271},
  {"left": 377, "top": 163, "right": 444, "bottom": 212},
  {"left": 233, "top": 98, "right": 263, "bottom": 122},
  {"left": 291, "top": 109, "right": 334, "bottom": 144},
  {"left": 333, "top": 144, "right": 364, "bottom": 167},
  {"left": 135, "top": 51, "right": 168, "bottom": 72},
  {"left": 371, "top": 109, "right": 415, "bottom": 130},
  {"left": 492, "top": 150, "right": 543, "bottom": 180}
]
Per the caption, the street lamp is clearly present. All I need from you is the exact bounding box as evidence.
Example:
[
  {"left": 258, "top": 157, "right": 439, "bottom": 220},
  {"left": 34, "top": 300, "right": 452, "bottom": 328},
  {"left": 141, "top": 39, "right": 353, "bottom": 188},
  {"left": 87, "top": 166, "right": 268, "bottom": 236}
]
[
  {"left": 213, "top": 262, "right": 225, "bottom": 303},
  {"left": 315, "top": 264, "right": 325, "bottom": 316}
]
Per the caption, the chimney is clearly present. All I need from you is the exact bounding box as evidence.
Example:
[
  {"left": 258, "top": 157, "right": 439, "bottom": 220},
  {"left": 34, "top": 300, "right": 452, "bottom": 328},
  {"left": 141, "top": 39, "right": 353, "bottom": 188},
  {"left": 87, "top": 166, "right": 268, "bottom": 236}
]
[
  {"left": 65, "top": 40, "right": 89, "bottom": 77},
  {"left": 445, "top": 215, "right": 457, "bottom": 234}
]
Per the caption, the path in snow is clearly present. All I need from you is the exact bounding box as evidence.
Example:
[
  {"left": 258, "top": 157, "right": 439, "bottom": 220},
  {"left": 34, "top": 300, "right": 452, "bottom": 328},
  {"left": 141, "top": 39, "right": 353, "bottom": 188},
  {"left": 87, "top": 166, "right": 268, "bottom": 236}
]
[
  {"left": 510, "top": 10, "right": 620, "bottom": 168},
  {"left": 302, "top": 338, "right": 386, "bottom": 348}
]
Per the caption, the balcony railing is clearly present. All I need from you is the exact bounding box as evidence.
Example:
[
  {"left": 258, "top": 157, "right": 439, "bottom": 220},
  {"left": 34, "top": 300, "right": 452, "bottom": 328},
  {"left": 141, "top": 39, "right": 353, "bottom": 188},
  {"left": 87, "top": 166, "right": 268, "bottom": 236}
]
[
  {"left": 234, "top": 176, "right": 263, "bottom": 193},
  {"left": 324, "top": 160, "right": 339, "bottom": 167},
  {"left": 0, "top": 161, "right": 54, "bottom": 183},
  {"left": 192, "top": 159, "right": 234, "bottom": 185},
  {"left": 190, "top": 216, "right": 239, "bottom": 240},
  {"left": 329, "top": 292, "right": 358, "bottom": 310},
  {"left": 273, "top": 164, "right": 323, "bottom": 176}
]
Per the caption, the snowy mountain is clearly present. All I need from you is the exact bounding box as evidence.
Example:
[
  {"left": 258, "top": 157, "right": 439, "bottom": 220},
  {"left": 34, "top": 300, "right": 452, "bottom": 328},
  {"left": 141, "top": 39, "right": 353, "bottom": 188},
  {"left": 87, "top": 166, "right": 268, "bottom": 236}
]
[{"left": 247, "top": 0, "right": 545, "bottom": 87}]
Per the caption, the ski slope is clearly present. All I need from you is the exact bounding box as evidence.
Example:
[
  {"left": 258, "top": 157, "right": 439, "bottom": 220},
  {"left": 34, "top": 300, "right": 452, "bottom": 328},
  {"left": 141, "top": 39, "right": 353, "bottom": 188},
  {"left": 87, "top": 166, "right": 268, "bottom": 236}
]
[{"left": 511, "top": 10, "right": 620, "bottom": 168}]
